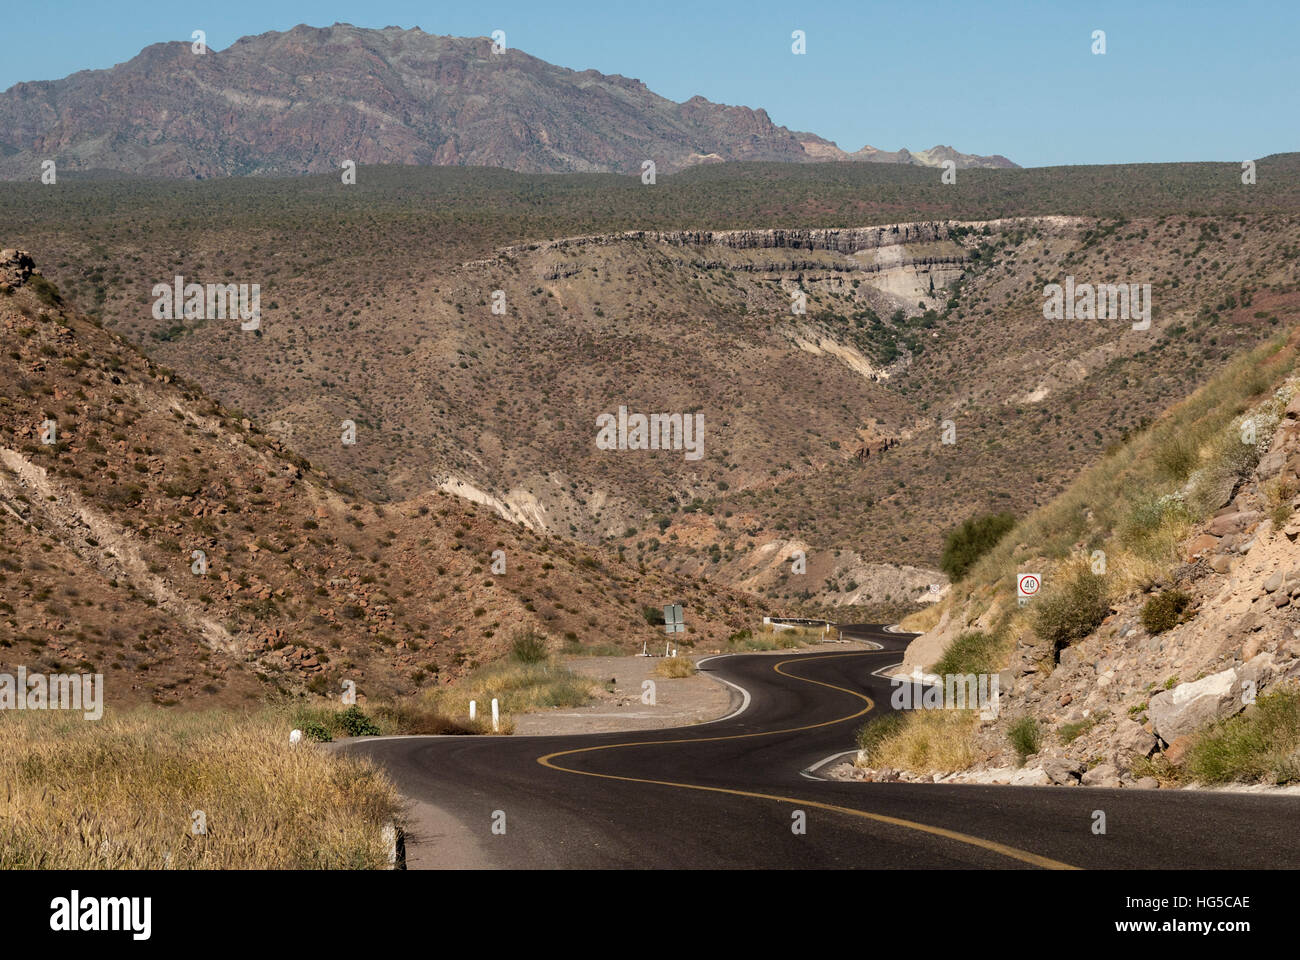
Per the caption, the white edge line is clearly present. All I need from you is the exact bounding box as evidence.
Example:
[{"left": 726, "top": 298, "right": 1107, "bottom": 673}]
[
  {"left": 692, "top": 655, "right": 752, "bottom": 724},
  {"left": 800, "top": 749, "right": 862, "bottom": 781}
]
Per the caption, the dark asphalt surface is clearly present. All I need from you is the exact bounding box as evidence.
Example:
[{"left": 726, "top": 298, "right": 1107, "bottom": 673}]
[{"left": 343, "top": 625, "right": 1300, "bottom": 869}]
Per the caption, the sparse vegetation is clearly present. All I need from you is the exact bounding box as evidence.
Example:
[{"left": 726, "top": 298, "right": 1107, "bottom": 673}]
[
  {"left": 1140, "top": 589, "right": 1192, "bottom": 634},
  {"left": 0, "top": 708, "right": 401, "bottom": 868},
  {"left": 1007, "top": 716, "right": 1041, "bottom": 764}
]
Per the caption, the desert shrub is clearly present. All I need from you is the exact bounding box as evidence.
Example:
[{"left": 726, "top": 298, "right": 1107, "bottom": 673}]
[
  {"left": 1118, "top": 494, "right": 1189, "bottom": 547},
  {"left": 302, "top": 719, "right": 332, "bottom": 743},
  {"left": 862, "top": 710, "right": 976, "bottom": 773},
  {"left": 1152, "top": 432, "right": 1199, "bottom": 481},
  {"left": 940, "top": 512, "right": 1016, "bottom": 582},
  {"left": 1031, "top": 564, "right": 1110, "bottom": 657},
  {"left": 1140, "top": 589, "right": 1191, "bottom": 634},
  {"left": 27, "top": 274, "right": 62, "bottom": 306},
  {"left": 337, "top": 705, "right": 381, "bottom": 738},
  {"left": 509, "top": 629, "right": 549, "bottom": 663},
  {"left": 1007, "top": 716, "right": 1040, "bottom": 763},
  {"left": 930, "top": 630, "right": 1001, "bottom": 676},
  {"left": 1058, "top": 712, "right": 1105, "bottom": 744},
  {"left": 102, "top": 483, "right": 144, "bottom": 508},
  {"left": 1183, "top": 686, "right": 1300, "bottom": 784}
]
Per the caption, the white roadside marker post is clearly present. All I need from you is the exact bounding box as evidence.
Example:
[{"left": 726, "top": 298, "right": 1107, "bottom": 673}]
[
  {"left": 491, "top": 698, "right": 500, "bottom": 732},
  {"left": 469, "top": 700, "right": 477, "bottom": 723}
]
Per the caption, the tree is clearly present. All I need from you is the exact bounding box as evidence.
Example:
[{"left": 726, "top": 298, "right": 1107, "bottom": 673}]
[{"left": 939, "top": 512, "right": 1016, "bottom": 582}]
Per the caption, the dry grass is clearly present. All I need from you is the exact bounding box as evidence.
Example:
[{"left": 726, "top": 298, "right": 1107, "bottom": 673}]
[
  {"left": 899, "top": 604, "right": 943, "bottom": 633},
  {"left": 655, "top": 655, "right": 697, "bottom": 678},
  {"left": 406, "top": 657, "right": 595, "bottom": 731},
  {"left": 0, "top": 708, "right": 402, "bottom": 868},
  {"left": 723, "top": 623, "right": 825, "bottom": 651},
  {"left": 868, "top": 710, "right": 979, "bottom": 774}
]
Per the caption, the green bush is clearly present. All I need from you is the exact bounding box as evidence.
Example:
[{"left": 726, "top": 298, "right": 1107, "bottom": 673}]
[
  {"left": 930, "top": 631, "right": 1001, "bottom": 676},
  {"left": 509, "top": 629, "right": 549, "bottom": 664},
  {"left": 1032, "top": 566, "right": 1111, "bottom": 657},
  {"left": 1140, "top": 589, "right": 1191, "bottom": 634},
  {"left": 302, "top": 720, "right": 332, "bottom": 743},
  {"left": 940, "top": 512, "right": 1016, "bottom": 582},
  {"left": 337, "top": 705, "right": 380, "bottom": 738},
  {"left": 1007, "top": 716, "right": 1040, "bottom": 763}
]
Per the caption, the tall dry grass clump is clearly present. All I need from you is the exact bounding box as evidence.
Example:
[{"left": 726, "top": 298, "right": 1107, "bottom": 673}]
[
  {"left": 0, "top": 708, "right": 402, "bottom": 869},
  {"left": 865, "top": 710, "right": 978, "bottom": 774}
]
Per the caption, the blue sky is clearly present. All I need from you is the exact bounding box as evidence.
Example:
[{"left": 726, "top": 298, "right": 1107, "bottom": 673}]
[{"left": 3, "top": 0, "right": 1296, "bottom": 167}]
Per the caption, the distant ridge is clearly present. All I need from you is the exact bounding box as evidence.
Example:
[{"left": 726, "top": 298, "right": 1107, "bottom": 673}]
[{"left": 0, "top": 23, "right": 1017, "bottom": 180}]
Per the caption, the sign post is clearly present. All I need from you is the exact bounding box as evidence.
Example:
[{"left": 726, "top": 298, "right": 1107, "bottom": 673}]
[
  {"left": 663, "top": 604, "right": 684, "bottom": 635},
  {"left": 1017, "top": 573, "right": 1042, "bottom": 607}
]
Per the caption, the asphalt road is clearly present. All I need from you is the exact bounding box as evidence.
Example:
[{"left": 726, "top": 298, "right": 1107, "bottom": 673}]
[{"left": 343, "top": 625, "right": 1300, "bottom": 869}]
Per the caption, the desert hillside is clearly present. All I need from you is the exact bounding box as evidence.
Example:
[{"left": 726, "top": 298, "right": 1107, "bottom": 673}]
[
  {"left": 854, "top": 331, "right": 1300, "bottom": 788},
  {"left": 0, "top": 248, "right": 764, "bottom": 707},
  {"left": 6, "top": 160, "right": 1300, "bottom": 610}
]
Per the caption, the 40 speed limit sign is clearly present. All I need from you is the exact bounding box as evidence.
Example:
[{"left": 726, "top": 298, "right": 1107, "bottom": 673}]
[{"left": 1017, "top": 573, "right": 1042, "bottom": 602}]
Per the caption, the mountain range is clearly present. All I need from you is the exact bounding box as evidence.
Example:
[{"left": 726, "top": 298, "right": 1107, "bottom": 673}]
[{"left": 0, "top": 23, "right": 1017, "bottom": 179}]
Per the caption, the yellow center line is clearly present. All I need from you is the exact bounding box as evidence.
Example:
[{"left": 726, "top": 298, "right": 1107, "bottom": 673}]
[{"left": 537, "top": 649, "right": 1078, "bottom": 870}]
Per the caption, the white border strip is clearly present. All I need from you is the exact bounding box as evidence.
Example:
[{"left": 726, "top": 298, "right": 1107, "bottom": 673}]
[{"left": 800, "top": 749, "right": 862, "bottom": 780}]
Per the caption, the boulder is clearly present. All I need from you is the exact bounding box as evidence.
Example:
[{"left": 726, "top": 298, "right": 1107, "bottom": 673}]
[
  {"left": 1113, "top": 719, "right": 1158, "bottom": 768},
  {"left": 1207, "top": 511, "right": 1262, "bottom": 536},
  {"left": 1081, "top": 763, "right": 1121, "bottom": 787},
  {"left": 1184, "top": 533, "right": 1221, "bottom": 560},
  {"left": 1042, "top": 757, "right": 1086, "bottom": 785},
  {"left": 1007, "top": 767, "right": 1051, "bottom": 787},
  {"left": 1148, "top": 666, "right": 1242, "bottom": 743},
  {"left": 996, "top": 667, "right": 1016, "bottom": 696},
  {"left": 1164, "top": 735, "right": 1195, "bottom": 766}
]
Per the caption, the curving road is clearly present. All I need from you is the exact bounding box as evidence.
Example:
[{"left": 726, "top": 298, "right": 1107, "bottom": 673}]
[{"left": 342, "top": 625, "right": 1300, "bottom": 869}]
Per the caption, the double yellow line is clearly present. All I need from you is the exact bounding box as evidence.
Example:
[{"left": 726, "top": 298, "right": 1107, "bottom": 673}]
[{"left": 537, "top": 651, "right": 1077, "bottom": 870}]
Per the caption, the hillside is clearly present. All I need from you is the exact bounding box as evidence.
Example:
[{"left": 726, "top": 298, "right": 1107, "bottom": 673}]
[
  {"left": 0, "top": 23, "right": 1013, "bottom": 180},
  {"left": 853, "top": 332, "right": 1300, "bottom": 788},
  {"left": 4, "top": 161, "right": 1300, "bottom": 610},
  {"left": 0, "top": 249, "right": 764, "bottom": 708}
]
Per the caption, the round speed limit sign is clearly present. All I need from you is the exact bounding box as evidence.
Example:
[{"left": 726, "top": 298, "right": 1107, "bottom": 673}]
[{"left": 1017, "top": 573, "right": 1042, "bottom": 600}]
